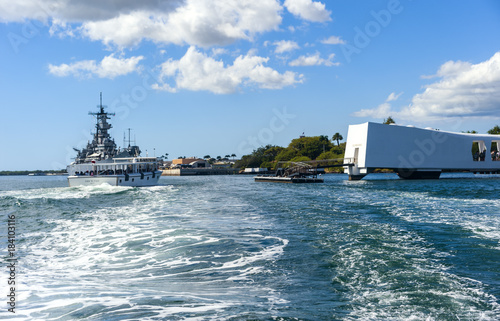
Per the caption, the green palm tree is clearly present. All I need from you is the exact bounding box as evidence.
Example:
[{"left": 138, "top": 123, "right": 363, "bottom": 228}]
[
  {"left": 488, "top": 125, "right": 500, "bottom": 135},
  {"left": 383, "top": 116, "right": 395, "bottom": 124},
  {"left": 332, "top": 133, "right": 343, "bottom": 146}
]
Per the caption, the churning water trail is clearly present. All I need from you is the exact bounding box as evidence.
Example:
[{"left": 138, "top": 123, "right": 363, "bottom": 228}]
[{"left": 1, "top": 173, "right": 500, "bottom": 320}]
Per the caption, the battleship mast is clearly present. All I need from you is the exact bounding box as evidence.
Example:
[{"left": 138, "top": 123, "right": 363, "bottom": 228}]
[
  {"left": 88, "top": 92, "right": 117, "bottom": 159},
  {"left": 74, "top": 93, "right": 118, "bottom": 163}
]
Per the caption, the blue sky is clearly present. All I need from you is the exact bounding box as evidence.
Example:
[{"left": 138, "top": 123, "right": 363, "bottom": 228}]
[{"left": 1, "top": 0, "right": 500, "bottom": 170}]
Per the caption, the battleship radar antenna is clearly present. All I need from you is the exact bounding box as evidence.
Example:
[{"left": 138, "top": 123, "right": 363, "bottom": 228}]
[
  {"left": 89, "top": 92, "right": 114, "bottom": 117},
  {"left": 127, "top": 128, "right": 132, "bottom": 147}
]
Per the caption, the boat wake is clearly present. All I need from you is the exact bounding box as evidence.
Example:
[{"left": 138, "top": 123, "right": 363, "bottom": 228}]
[
  {"left": 2, "top": 174, "right": 500, "bottom": 320},
  {"left": 3, "top": 179, "right": 289, "bottom": 320}
]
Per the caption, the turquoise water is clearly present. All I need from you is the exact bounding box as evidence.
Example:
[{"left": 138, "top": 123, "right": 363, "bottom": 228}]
[{"left": 1, "top": 173, "right": 500, "bottom": 320}]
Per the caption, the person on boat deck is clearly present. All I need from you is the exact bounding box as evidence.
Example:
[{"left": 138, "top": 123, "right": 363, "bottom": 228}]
[{"left": 479, "top": 150, "right": 486, "bottom": 161}]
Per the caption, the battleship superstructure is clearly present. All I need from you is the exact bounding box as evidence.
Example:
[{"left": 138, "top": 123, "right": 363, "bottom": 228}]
[{"left": 67, "top": 93, "right": 162, "bottom": 187}]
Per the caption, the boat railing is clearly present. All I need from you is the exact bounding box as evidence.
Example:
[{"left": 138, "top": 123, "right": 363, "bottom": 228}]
[{"left": 112, "top": 157, "right": 159, "bottom": 163}]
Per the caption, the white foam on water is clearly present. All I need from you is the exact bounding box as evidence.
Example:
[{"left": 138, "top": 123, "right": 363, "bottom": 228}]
[
  {"left": 332, "top": 221, "right": 500, "bottom": 320},
  {"left": 218, "top": 236, "right": 288, "bottom": 270},
  {"left": 387, "top": 190, "right": 500, "bottom": 246},
  {"left": 10, "top": 181, "right": 290, "bottom": 320},
  {"left": 0, "top": 184, "right": 134, "bottom": 200},
  {"left": 0, "top": 184, "right": 180, "bottom": 204}
]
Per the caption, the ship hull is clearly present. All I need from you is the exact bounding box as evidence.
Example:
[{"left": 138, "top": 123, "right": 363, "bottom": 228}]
[{"left": 68, "top": 171, "right": 162, "bottom": 187}]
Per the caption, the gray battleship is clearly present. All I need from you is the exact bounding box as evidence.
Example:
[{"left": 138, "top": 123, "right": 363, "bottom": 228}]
[{"left": 67, "top": 93, "right": 162, "bottom": 187}]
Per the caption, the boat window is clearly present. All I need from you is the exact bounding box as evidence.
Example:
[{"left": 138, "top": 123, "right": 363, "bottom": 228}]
[
  {"left": 472, "top": 140, "right": 486, "bottom": 161},
  {"left": 492, "top": 141, "right": 500, "bottom": 161}
]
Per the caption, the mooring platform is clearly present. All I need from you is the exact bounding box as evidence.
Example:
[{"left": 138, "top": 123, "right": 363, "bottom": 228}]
[{"left": 254, "top": 176, "right": 324, "bottom": 183}]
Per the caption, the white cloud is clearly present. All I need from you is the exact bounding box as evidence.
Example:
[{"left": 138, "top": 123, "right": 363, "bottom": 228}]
[
  {"left": 289, "top": 52, "right": 339, "bottom": 67},
  {"left": 0, "top": 0, "right": 51, "bottom": 22},
  {"left": 321, "top": 35, "right": 345, "bottom": 45},
  {"left": 352, "top": 92, "right": 402, "bottom": 118},
  {"left": 353, "top": 51, "right": 500, "bottom": 121},
  {"left": 284, "top": 0, "right": 331, "bottom": 22},
  {"left": 400, "top": 52, "right": 500, "bottom": 120},
  {"left": 274, "top": 40, "right": 300, "bottom": 54},
  {"left": 153, "top": 46, "right": 303, "bottom": 94},
  {"left": 2, "top": 0, "right": 284, "bottom": 48},
  {"left": 48, "top": 54, "right": 143, "bottom": 79},
  {"left": 421, "top": 60, "right": 473, "bottom": 79},
  {"left": 386, "top": 92, "right": 403, "bottom": 102},
  {"left": 0, "top": 0, "right": 182, "bottom": 22},
  {"left": 211, "top": 48, "right": 228, "bottom": 57},
  {"left": 352, "top": 102, "right": 392, "bottom": 119},
  {"left": 82, "top": 0, "right": 284, "bottom": 48}
]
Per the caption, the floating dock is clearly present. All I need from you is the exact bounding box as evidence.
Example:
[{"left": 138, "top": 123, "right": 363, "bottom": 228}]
[
  {"left": 254, "top": 176, "right": 324, "bottom": 183},
  {"left": 254, "top": 162, "right": 328, "bottom": 183}
]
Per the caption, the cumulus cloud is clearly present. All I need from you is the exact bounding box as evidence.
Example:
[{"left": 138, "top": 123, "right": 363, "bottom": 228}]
[
  {"left": 353, "top": 102, "right": 392, "bottom": 119},
  {"left": 386, "top": 92, "right": 403, "bottom": 102},
  {"left": 48, "top": 54, "right": 143, "bottom": 79},
  {"left": 289, "top": 52, "right": 339, "bottom": 67},
  {"left": 4, "top": 0, "right": 334, "bottom": 94},
  {"left": 0, "top": 0, "right": 51, "bottom": 22},
  {"left": 82, "top": 1, "right": 283, "bottom": 48},
  {"left": 321, "top": 35, "right": 345, "bottom": 45},
  {"left": 152, "top": 46, "right": 303, "bottom": 94},
  {"left": 421, "top": 60, "right": 473, "bottom": 80},
  {"left": 400, "top": 53, "right": 500, "bottom": 120},
  {"left": 352, "top": 92, "right": 402, "bottom": 118},
  {"left": 0, "top": 0, "right": 181, "bottom": 22},
  {"left": 1, "top": 0, "right": 284, "bottom": 48},
  {"left": 353, "top": 51, "right": 500, "bottom": 121},
  {"left": 274, "top": 40, "right": 300, "bottom": 54},
  {"left": 284, "top": 0, "right": 331, "bottom": 22}
]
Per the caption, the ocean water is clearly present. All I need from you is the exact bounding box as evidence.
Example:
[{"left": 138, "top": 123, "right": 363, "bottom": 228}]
[{"left": 1, "top": 173, "right": 500, "bottom": 320}]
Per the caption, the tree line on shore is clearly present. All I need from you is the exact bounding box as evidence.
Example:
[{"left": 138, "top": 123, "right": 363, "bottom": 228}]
[{"left": 235, "top": 133, "right": 346, "bottom": 172}]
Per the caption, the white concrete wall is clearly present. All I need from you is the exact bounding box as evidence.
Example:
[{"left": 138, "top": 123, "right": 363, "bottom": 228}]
[
  {"left": 344, "top": 122, "right": 500, "bottom": 171},
  {"left": 344, "top": 122, "right": 369, "bottom": 168}
]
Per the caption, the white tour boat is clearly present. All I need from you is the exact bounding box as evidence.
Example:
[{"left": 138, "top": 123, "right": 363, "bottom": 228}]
[{"left": 67, "top": 93, "right": 162, "bottom": 187}]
